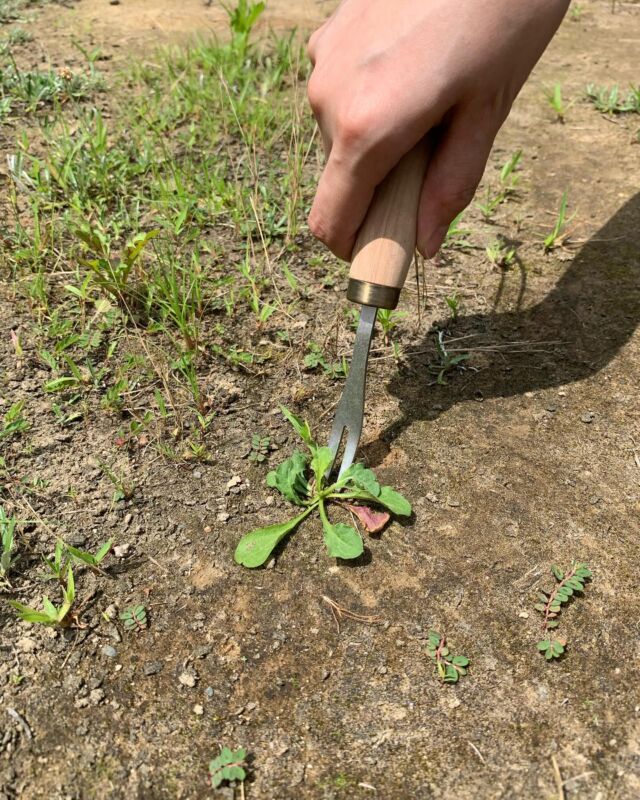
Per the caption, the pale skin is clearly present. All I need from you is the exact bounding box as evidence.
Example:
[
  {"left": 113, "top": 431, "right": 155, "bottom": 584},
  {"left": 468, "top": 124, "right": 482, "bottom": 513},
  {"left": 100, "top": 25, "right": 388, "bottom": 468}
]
[{"left": 307, "top": 0, "right": 570, "bottom": 261}]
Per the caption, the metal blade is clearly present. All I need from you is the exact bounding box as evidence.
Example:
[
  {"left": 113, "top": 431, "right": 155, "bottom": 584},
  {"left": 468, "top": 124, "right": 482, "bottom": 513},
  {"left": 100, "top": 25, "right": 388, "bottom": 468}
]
[{"left": 327, "top": 304, "right": 377, "bottom": 477}]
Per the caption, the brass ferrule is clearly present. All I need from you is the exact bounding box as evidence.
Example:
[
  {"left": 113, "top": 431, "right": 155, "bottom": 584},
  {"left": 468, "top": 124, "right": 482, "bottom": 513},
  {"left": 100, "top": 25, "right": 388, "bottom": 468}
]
[{"left": 346, "top": 279, "right": 400, "bottom": 310}]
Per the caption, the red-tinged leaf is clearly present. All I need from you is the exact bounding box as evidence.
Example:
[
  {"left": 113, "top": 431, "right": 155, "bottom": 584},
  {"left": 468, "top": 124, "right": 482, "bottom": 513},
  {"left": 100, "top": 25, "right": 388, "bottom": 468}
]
[{"left": 344, "top": 504, "right": 390, "bottom": 534}]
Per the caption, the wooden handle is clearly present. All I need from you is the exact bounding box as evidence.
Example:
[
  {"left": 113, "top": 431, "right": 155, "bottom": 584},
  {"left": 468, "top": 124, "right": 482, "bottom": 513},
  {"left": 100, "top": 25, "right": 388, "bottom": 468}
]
[{"left": 348, "top": 140, "right": 429, "bottom": 309}]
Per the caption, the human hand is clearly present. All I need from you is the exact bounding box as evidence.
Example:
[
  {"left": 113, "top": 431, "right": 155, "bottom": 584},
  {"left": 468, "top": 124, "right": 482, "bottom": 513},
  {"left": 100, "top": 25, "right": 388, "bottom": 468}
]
[{"left": 307, "top": 0, "right": 569, "bottom": 261}]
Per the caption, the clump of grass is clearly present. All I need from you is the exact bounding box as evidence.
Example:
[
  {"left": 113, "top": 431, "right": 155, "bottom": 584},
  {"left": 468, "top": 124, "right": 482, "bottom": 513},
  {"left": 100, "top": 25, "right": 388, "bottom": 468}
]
[
  {"left": 2, "top": 1, "right": 315, "bottom": 445},
  {"left": 0, "top": 62, "right": 104, "bottom": 110},
  {"left": 585, "top": 84, "right": 640, "bottom": 115}
]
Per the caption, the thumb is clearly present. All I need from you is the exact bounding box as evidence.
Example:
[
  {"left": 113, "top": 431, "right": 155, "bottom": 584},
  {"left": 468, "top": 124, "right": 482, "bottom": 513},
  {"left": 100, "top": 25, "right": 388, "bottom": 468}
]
[{"left": 417, "top": 109, "right": 500, "bottom": 258}]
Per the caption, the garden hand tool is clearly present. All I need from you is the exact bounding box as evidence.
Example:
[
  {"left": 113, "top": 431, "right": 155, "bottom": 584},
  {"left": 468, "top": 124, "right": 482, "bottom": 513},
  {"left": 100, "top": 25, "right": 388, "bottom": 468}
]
[{"left": 327, "top": 142, "right": 430, "bottom": 476}]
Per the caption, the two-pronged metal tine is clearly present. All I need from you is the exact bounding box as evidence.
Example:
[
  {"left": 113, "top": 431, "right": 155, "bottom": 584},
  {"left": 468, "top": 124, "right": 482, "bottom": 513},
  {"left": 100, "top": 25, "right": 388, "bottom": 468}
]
[{"left": 326, "top": 304, "right": 377, "bottom": 478}]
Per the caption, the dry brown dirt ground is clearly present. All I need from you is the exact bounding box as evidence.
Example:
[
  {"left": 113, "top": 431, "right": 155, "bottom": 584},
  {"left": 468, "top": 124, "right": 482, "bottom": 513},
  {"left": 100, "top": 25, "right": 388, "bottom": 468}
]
[{"left": 1, "top": 1, "right": 640, "bottom": 799}]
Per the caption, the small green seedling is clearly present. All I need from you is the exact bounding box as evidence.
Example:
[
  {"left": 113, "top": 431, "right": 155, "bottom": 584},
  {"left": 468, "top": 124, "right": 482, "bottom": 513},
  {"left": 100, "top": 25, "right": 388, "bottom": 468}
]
[
  {"left": 442, "top": 212, "right": 472, "bottom": 251},
  {"left": 248, "top": 434, "right": 271, "bottom": 463},
  {"left": 304, "top": 342, "right": 348, "bottom": 379},
  {"left": 377, "top": 308, "right": 406, "bottom": 346},
  {"left": 426, "top": 630, "right": 470, "bottom": 684},
  {"left": 0, "top": 506, "right": 18, "bottom": 582},
  {"left": 66, "top": 539, "right": 112, "bottom": 572},
  {"left": 120, "top": 604, "right": 148, "bottom": 632},
  {"left": 10, "top": 565, "right": 75, "bottom": 627},
  {"left": 444, "top": 292, "right": 460, "bottom": 321},
  {"left": 486, "top": 239, "right": 516, "bottom": 268},
  {"left": 499, "top": 149, "right": 523, "bottom": 194},
  {"left": 543, "top": 191, "right": 575, "bottom": 253},
  {"left": 208, "top": 746, "right": 247, "bottom": 789},
  {"left": 428, "top": 332, "right": 471, "bottom": 385},
  {"left": 546, "top": 84, "right": 574, "bottom": 122},
  {"left": 0, "top": 401, "right": 29, "bottom": 441},
  {"left": 235, "top": 407, "right": 412, "bottom": 568},
  {"left": 476, "top": 187, "right": 505, "bottom": 220},
  {"left": 534, "top": 561, "right": 592, "bottom": 659}
]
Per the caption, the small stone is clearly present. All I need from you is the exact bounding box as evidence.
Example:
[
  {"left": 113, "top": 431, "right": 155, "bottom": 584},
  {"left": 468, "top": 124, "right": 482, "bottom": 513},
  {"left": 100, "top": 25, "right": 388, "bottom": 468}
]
[
  {"left": 245, "top": 702, "right": 257, "bottom": 712},
  {"left": 203, "top": 525, "right": 212, "bottom": 534},
  {"left": 446, "top": 498, "right": 460, "bottom": 508},
  {"left": 101, "top": 645, "right": 117, "bottom": 658},
  {"left": 193, "top": 704, "right": 204, "bottom": 715},
  {"left": 217, "top": 512, "right": 230, "bottom": 523},
  {"left": 16, "top": 637, "right": 38, "bottom": 653},
  {"left": 103, "top": 604, "right": 118, "bottom": 621},
  {"left": 518, "top": 611, "right": 530, "bottom": 619},
  {"left": 113, "top": 543, "right": 131, "bottom": 558},
  {"left": 89, "top": 688, "right": 105, "bottom": 705},
  {"left": 581, "top": 412, "right": 596, "bottom": 423},
  {"left": 426, "top": 492, "right": 438, "bottom": 504},
  {"left": 546, "top": 404, "right": 557, "bottom": 413},
  {"left": 226, "top": 476, "right": 242, "bottom": 491},
  {"left": 205, "top": 686, "right": 214, "bottom": 698},
  {"left": 192, "top": 645, "right": 211, "bottom": 660},
  {"left": 179, "top": 672, "right": 197, "bottom": 688},
  {"left": 143, "top": 661, "right": 163, "bottom": 676},
  {"left": 378, "top": 666, "right": 388, "bottom": 675},
  {"left": 193, "top": 471, "right": 202, "bottom": 479},
  {"left": 322, "top": 669, "right": 330, "bottom": 681}
]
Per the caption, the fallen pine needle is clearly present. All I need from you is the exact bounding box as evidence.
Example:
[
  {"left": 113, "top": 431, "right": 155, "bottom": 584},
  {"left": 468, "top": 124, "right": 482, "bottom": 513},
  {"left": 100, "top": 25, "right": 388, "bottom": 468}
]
[
  {"left": 321, "top": 595, "right": 384, "bottom": 633},
  {"left": 551, "top": 755, "right": 565, "bottom": 800}
]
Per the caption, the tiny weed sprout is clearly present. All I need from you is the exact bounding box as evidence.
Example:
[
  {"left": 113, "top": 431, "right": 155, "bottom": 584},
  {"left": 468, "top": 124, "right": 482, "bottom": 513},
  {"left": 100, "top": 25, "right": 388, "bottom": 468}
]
[
  {"left": 0, "top": 401, "right": 29, "bottom": 440},
  {"left": 428, "top": 332, "right": 471, "bottom": 385},
  {"left": 10, "top": 564, "right": 76, "bottom": 627},
  {"left": 534, "top": 562, "right": 592, "bottom": 660},
  {"left": 234, "top": 407, "right": 411, "bottom": 568},
  {"left": 377, "top": 308, "right": 406, "bottom": 346},
  {"left": 426, "top": 631, "right": 470, "bottom": 684},
  {"left": 247, "top": 434, "right": 271, "bottom": 463},
  {"left": 499, "top": 149, "right": 523, "bottom": 194},
  {"left": 208, "top": 746, "right": 247, "bottom": 789},
  {"left": 443, "top": 212, "right": 472, "bottom": 251},
  {"left": 66, "top": 539, "right": 112, "bottom": 572},
  {"left": 0, "top": 506, "right": 18, "bottom": 583},
  {"left": 303, "top": 342, "right": 348, "bottom": 379},
  {"left": 120, "top": 604, "right": 148, "bottom": 632},
  {"left": 546, "top": 83, "right": 574, "bottom": 122},
  {"left": 445, "top": 292, "right": 460, "bottom": 321},
  {"left": 585, "top": 84, "right": 640, "bottom": 115},
  {"left": 486, "top": 239, "right": 516, "bottom": 269},
  {"left": 543, "top": 191, "right": 574, "bottom": 253}
]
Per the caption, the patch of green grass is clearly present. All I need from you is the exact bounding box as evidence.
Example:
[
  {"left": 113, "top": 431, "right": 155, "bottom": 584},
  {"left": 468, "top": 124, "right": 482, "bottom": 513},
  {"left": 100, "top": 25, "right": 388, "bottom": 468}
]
[
  {"left": 2, "top": 2, "right": 317, "bottom": 450},
  {"left": 585, "top": 84, "right": 640, "bottom": 115}
]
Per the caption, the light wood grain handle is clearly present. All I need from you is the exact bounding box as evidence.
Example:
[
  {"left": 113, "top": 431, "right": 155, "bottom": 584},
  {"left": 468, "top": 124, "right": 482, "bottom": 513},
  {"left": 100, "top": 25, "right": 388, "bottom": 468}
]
[{"left": 347, "top": 140, "right": 430, "bottom": 310}]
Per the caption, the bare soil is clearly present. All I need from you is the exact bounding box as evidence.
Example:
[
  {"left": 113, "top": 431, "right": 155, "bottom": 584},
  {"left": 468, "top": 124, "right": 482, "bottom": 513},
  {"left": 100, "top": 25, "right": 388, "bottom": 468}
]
[{"left": 1, "top": 2, "right": 639, "bottom": 799}]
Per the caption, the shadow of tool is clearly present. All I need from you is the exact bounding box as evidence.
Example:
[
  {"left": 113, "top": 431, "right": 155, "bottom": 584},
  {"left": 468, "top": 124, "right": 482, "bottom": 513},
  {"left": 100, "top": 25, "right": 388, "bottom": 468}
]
[{"left": 376, "top": 191, "right": 640, "bottom": 454}]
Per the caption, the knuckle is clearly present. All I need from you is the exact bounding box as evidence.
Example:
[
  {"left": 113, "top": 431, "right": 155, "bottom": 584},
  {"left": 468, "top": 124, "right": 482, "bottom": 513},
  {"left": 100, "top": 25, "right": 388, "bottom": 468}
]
[{"left": 306, "top": 74, "right": 324, "bottom": 114}]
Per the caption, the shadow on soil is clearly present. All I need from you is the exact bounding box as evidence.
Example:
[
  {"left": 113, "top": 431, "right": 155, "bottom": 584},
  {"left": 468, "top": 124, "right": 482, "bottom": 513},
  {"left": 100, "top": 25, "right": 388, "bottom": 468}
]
[{"left": 377, "top": 191, "right": 640, "bottom": 455}]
